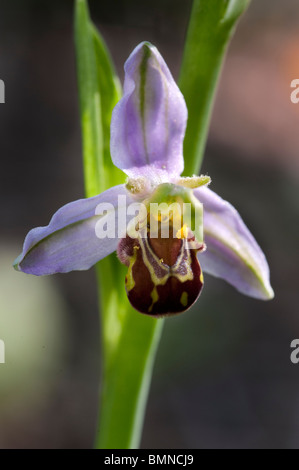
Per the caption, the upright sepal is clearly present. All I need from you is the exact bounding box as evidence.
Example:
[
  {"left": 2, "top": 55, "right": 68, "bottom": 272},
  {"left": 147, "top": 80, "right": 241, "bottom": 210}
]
[{"left": 110, "top": 42, "right": 187, "bottom": 183}]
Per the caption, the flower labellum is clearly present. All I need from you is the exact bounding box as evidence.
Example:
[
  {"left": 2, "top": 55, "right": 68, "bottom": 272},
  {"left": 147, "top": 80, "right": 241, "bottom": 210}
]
[
  {"left": 117, "top": 184, "right": 206, "bottom": 316},
  {"left": 14, "top": 42, "right": 274, "bottom": 318},
  {"left": 118, "top": 231, "right": 204, "bottom": 317}
]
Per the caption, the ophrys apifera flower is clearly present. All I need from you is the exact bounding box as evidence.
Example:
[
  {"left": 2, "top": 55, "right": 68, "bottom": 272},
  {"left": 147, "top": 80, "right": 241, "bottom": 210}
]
[{"left": 14, "top": 42, "right": 274, "bottom": 317}]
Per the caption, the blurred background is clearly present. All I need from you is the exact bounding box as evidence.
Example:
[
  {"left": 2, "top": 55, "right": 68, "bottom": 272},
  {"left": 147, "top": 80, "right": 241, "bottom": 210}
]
[{"left": 0, "top": 0, "right": 299, "bottom": 449}]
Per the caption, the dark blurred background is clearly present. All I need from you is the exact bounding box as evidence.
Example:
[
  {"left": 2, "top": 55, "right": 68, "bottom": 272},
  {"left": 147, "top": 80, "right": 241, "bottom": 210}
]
[{"left": 0, "top": 0, "right": 299, "bottom": 449}]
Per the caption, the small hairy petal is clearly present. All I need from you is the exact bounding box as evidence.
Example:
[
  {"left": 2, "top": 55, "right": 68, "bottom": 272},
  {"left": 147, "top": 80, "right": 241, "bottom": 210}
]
[
  {"left": 194, "top": 187, "right": 274, "bottom": 300},
  {"left": 14, "top": 185, "right": 134, "bottom": 275},
  {"left": 110, "top": 42, "right": 187, "bottom": 183}
]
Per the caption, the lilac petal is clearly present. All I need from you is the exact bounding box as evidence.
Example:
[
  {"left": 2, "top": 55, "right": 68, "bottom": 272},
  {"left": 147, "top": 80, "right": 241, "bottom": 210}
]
[
  {"left": 194, "top": 187, "right": 274, "bottom": 300},
  {"left": 14, "top": 186, "right": 134, "bottom": 275},
  {"left": 110, "top": 42, "right": 187, "bottom": 183}
]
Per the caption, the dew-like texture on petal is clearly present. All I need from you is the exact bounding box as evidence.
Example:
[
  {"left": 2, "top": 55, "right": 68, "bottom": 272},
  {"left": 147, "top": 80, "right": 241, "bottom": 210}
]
[
  {"left": 194, "top": 187, "right": 274, "bottom": 300},
  {"left": 15, "top": 186, "right": 135, "bottom": 275},
  {"left": 110, "top": 42, "right": 187, "bottom": 183}
]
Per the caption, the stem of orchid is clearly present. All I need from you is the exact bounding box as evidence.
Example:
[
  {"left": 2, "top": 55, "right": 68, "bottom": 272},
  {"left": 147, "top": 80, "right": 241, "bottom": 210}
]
[
  {"left": 96, "top": 258, "right": 163, "bottom": 448},
  {"left": 75, "top": 0, "right": 164, "bottom": 449},
  {"left": 179, "top": 0, "right": 251, "bottom": 176}
]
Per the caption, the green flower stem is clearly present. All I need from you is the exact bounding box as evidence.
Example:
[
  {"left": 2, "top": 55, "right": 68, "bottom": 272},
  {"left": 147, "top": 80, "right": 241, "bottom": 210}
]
[
  {"left": 75, "top": 0, "right": 163, "bottom": 449},
  {"left": 96, "top": 257, "right": 163, "bottom": 448},
  {"left": 180, "top": 0, "right": 251, "bottom": 175}
]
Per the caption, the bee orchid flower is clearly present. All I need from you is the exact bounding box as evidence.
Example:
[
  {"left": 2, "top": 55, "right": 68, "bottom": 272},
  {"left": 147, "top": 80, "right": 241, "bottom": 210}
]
[{"left": 14, "top": 42, "right": 274, "bottom": 317}]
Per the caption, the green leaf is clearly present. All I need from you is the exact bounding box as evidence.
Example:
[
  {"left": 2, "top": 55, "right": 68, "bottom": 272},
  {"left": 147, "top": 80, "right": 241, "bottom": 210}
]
[
  {"left": 74, "top": 0, "right": 123, "bottom": 197},
  {"left": 179, "top": 0, "right": 251, "bottom": 176},
  {"left": 92, "top": 26, "right": 124, "bottom": 190},
  {"left": 74, "top": 0, "right": 103, "bottom": 197}
]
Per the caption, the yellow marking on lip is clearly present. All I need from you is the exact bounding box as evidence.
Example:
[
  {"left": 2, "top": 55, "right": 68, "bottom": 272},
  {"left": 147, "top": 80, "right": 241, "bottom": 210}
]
[
  {"left": 138, "top": 229, "right": 194, "bottom": 289},
  {"left": 148, "top": 286, "right": 159, "bottom": 313},
  {"left": 176, "top": 224, "right": 188, "bottom": 239},
  {"left": 138, "top": 233, "right": 169, "bottom": 287},
  {"left": 200, "top": 272, "right": 204, "bottom": 284},
  {"left": 125, "top": 246, "right": 139, "bottom": 292},
  {"left": 180, "top": 291, "right": 188, "bottom": 307},
  {"left": 171, "top": 241, "right": 194, "bottom": 283}
]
